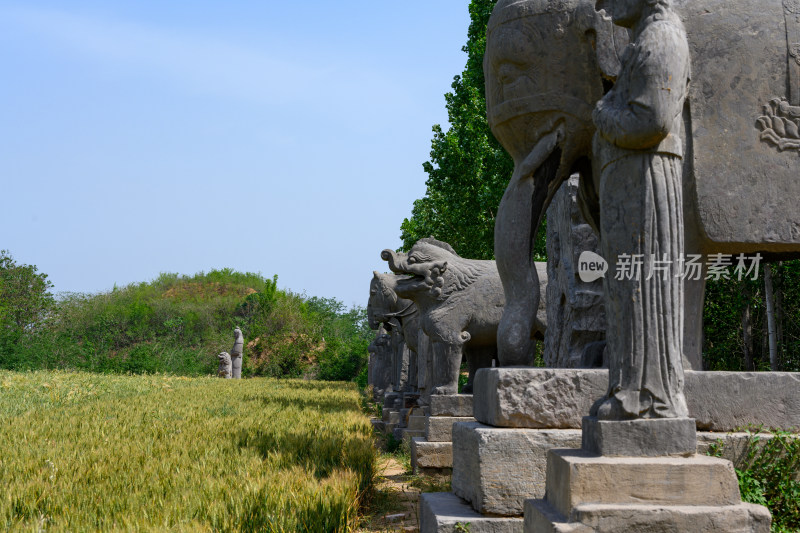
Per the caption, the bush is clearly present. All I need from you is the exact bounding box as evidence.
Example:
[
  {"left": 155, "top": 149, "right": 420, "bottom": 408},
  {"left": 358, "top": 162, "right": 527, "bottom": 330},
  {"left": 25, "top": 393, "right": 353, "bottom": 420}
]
[
  {"left": 1, "top": 268, "right": 371, "bottom": 382},
  {"left": 708, "top": 427, "right": 800, "bottom": 531}
]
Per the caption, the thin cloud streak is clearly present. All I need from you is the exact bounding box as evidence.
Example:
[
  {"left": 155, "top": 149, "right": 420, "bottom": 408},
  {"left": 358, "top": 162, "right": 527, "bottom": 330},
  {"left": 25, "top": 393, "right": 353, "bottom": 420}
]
[{"left": 0, "top": 5, "right": 406, "bottom": 112}]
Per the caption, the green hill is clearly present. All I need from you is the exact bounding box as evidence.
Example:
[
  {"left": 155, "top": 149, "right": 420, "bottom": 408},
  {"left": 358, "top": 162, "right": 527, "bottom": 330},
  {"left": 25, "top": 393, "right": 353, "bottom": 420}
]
[{"left": 1, "top": 267, "right": 371, "bottom": 382}]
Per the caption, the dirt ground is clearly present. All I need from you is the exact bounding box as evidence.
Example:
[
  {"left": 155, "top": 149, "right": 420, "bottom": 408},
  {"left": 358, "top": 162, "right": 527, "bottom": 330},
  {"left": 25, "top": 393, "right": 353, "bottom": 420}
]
[{"left": 358, "top": 455, "right": 421, "bottom": 533}]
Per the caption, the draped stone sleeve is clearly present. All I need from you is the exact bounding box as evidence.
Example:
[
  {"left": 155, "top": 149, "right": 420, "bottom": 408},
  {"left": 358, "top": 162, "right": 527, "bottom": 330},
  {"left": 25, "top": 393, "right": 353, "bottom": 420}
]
[{"left": 593, "top": 21, "right": 690, "bottom": 152}]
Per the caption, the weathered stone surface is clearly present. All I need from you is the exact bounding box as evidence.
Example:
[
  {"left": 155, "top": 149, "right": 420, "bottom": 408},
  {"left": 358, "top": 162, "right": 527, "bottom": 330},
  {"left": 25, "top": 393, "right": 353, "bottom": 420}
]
[
  {"left": 368, "top": 272, "right": 422, "bottom": 395},
  {"left": 452, "top": 422, "right": 582, "bottom": 516},
  {"left": 420, "top": 492, "right": 523, "bottom": 533},
  {"left": 430, "top": 394, "right": 473, "bottom": 417},
  {"left": 545, "top": 449, "right": 740, "bottom": 517},
  {"left": 686, "top": 372, "right": 800, "bottom": 431},
  {"left": 473, "top": 369, "right": 606, "bottom": 429},
  {"left": 411, "top": 438, "right": 453, "bottom": 470},
  {"left": 367, "top": 326, "right": 393, "bottom": 400},
  {"left": 231, "top": 327, "right": 244, "bottom": 379},
  {"left": 581, "top": 417, "right": 697, "bottom": 457},
  {"left": 474, "top": 368, "right": 800, "bottom": 432},
  {"left": 545, "top": 175, "right": 605, "bottom": 369},
  {"left": 382, "top": 408, "right": 400, "bottom": 425},
  {"left": 427, "top": 416, "right": 475, "bottom": 443},
  {"left": 407, "top": 414, "right": 427, "bottom": 432},
  {"left": 382, "top": 238, "right": 547, "bottom": 393},
  {"left": 525, "top": 499, "right": 771, "bottom": 533},
  {"left": 217, "top": 352, "right": 231, "bottom": 378}
]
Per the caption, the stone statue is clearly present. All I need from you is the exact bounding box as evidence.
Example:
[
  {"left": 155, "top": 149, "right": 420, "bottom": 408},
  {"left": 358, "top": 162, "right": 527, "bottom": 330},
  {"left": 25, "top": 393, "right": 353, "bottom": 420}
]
[
  {"left": 368, "top": 272, "right": 423, "bottom": 394},
  {"left": 545, "top": 175, "right": 606, "bottom": 368},
  {"left": 485, "top": 0, "right": 800, "bottom": 373},
  {"left": 231, "top": 327, "right": 244, "bottom": 379},
  {"left": 217, "top": 352, "right": 232, "bottom": 378},
  {"left": 589, "top": 0, "right": 691, "bottom": 419},
  {"left": 381, "top": 238, "right": 547, "bottom": 394},
  {"left": 368, "top": 326, "right": 393, "bottom": 400}
]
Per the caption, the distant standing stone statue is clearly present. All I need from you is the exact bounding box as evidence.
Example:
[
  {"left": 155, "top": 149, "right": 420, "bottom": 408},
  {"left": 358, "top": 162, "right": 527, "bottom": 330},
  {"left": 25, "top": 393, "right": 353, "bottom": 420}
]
[
  {"left": 231, "top": 327, "right": 244, "bottom": 379},
  {"left": 217, "top": 352, "right": 232, "bottom": 379},
  {"left": 590, "top": 0, "right": 691, "bottom": 420}
]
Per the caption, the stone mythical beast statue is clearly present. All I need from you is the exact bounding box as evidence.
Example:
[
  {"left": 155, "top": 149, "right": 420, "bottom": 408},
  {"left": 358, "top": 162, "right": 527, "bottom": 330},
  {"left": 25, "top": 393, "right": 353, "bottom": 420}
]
[{"left": 381, "top": 238, "right": 547, "bottom": 394}]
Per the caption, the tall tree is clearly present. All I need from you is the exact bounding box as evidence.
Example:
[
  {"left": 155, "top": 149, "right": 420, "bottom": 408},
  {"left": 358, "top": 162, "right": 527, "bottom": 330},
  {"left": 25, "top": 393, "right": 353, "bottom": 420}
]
[
  {"left": 400, "top": 0, "right": 547, "bottom": 260},
  {"left": 0, "top": 250, "right": 54, "bottom": 341}
]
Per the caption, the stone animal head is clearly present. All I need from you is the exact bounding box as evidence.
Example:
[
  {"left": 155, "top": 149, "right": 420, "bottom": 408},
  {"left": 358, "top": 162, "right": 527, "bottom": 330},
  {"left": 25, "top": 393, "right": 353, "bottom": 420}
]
[
  {"left": 368, "top": 272, "right": 413, "bottom": 331},
  {"left": 485, "top": 0, "right": 626, "bottom": 204},
  {"left": 381, "top": 238, "right": 489, "bottom": 301}
]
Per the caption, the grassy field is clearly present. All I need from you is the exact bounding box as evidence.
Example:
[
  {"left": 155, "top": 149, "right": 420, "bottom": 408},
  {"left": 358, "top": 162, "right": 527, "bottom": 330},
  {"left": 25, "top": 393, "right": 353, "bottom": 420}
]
[{"left": 0, "top": 371, "right": 376, "bottom": 532}]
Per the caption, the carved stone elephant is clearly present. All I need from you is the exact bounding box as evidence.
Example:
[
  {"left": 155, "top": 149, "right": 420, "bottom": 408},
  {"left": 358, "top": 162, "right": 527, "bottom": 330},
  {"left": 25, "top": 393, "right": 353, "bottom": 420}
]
[
  {"left": 368, "top": 272, "right": 423, "bottom": 394},
  {"left": 486, "top": 0, "right": 800, "bottom": 369},
  {"left": 381, "top": 238, "right": 547, "bottom": 394}
]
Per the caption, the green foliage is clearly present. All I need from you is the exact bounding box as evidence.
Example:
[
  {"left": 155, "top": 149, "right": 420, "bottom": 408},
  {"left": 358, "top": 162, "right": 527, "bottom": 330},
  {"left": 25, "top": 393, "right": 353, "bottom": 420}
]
[
  {"left": 1, "top": 265, "right": 370, "bottom": 382},
  {"left": 703, "top": 259, "right": 800, "bottom": 372},
  {"left": 708, "top": 427, "right": 800, "bottom": 531},
  {"left": 0, "top": 371, "right": 377, "bottom": 532},
  {"left": 0, "top": 250, "right": 54, "bottom": 351},
  {"left": 400, "top": 0, "right": 547, "bottom": 261}
]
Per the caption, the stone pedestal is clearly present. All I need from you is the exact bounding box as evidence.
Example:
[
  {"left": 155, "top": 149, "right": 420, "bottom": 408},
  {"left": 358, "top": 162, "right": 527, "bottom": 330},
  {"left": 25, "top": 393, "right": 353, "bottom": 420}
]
[
  {"left": 581, "top": 416, "right": 696, "bottom": 457},
  {"left": 420, "top": 368, "right": 788, "bottom": 532},
  {"left": 411, "top": 394, "right": 474, "bottom": 474},
  {"left": 525, "top": 449, "right": 771, "bottom": 532}
]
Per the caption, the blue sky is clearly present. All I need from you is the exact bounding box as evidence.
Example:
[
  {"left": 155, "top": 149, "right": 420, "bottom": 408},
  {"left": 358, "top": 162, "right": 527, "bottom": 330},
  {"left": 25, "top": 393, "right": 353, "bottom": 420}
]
[{"left": 0, "top": 1, "right": 472, "bottom": 309}]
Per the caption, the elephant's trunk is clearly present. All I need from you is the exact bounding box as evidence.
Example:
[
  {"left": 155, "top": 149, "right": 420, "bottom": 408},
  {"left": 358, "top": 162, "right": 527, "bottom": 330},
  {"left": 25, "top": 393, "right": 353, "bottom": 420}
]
[{"left": 381, "top": 249, "right": 408, "bottom": 274}]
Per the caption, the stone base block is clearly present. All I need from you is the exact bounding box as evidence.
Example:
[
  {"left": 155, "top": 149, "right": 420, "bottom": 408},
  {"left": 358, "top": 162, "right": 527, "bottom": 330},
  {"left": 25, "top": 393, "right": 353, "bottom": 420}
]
[
  {"left": 402, "top": 429, "right": 426, "bottom": 445},
  {"left": 420, "top": 492, "right": 522, "bottom": 533},
  {"left": 382, "top": 408, "right": 400, "bottom": 424},
  {"left": 474, "top": 369, "right": 607, "bottom": 428},
  {"left": 452, "top": 422, "right": 582, "bottom": 516},
  {"left": 525, "top": 499, "right": 771, "bottom": 533},
  {"left": 545, "top": 449, "right": 740, "bottom": 517},
  {"left": 474, "top": 368, "right": 800, "bottom": 432},
  {"left": 412, "top": 437, "right": 453, "bottom": 472},
  {"left": 430, "top": 394, "right": 474, "bottom": 417},
  {"left": 408, "top": 414, "right": 428, "bottom": 431},
  {"left": 383, "top": 392, "right": 399, "bottom": 408},
  {"left": 524, "top": 450, "right": 771, "bottom": 533},
  {"left": 370, "top": 419, "right": 385, "bottom": 433},
  {"left": 427, "top": 416, "right": 475, "bottom": 442},
  {"left": 581, "top": 416, "right": 696, "bottom": 457}
]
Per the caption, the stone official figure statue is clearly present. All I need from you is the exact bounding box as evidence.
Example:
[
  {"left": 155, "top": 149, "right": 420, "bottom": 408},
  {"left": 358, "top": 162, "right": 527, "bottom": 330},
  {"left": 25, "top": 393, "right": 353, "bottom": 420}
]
[
  {"left": 231, "top": 327, "right": 244, "bottom": 379},
  {"left": 590, "top": 0, "right": 691, "bottom": 419}
]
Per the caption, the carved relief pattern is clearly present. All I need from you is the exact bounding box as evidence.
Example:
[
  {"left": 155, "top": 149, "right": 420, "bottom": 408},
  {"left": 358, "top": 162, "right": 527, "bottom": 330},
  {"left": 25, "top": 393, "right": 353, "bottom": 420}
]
[
  {"left": 756, "top": 1, "right": 800, "bottom": 151},
  {"left": 757, "top": 98, "right": 800, "bottom": 151}
]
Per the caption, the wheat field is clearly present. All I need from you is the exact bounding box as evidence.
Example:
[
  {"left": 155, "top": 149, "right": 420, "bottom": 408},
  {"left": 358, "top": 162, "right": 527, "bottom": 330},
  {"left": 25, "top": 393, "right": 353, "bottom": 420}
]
[{"left": 0, "top": 371, "right": 376, "bottom": 532}]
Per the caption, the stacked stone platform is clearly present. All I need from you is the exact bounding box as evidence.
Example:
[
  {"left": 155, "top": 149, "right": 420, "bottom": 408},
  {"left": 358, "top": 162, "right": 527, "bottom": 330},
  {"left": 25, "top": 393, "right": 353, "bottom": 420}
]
[
  {"left": 420, "top": 368, "right": 798, "bottom": 532},
  {"left": 411, "top": 394, "right": 474, "bottom": 474}
]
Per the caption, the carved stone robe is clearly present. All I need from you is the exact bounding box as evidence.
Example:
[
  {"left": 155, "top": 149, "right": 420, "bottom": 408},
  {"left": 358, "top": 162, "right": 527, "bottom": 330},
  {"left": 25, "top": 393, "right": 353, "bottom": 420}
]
[{"left": 591, "top": 12, "right": 691, "bottom": 419}]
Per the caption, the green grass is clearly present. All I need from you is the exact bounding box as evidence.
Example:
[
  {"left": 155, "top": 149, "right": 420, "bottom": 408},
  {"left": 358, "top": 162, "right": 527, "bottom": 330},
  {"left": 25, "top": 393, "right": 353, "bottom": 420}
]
[{"left": 0, "top": 370, "right": 377, "bottom": 532}]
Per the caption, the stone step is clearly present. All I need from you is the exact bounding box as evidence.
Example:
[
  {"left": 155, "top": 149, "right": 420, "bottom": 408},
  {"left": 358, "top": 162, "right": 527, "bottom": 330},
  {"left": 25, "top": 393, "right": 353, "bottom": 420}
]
[
  {"left": 419, "top": 492, "right": 522, "bottom": 533},
  {"left": 430, "top": 394, "right": 473, "bottom": 417},
  {"left": 524, "top": 498, "right": 771, "bottom": 533},
  {"left": 426, "top": 416, "right": 475, "bottom": 442},
  {"left": 411, "top": 437, "right": 453, "bottom": 472},
  {"left": 545, "top": 449, "right": 741, "bottom": 518},
  {"left": 452, "top": 422, "right": 582, "bottom": 516},
  {"left": 473, "top": 368, "right": 800, "bottom": 432}
]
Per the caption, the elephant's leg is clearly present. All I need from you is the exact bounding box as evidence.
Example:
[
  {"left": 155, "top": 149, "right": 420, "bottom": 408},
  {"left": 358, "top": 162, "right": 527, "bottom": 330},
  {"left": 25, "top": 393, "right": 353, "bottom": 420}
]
[
  {"left": 463, "top": 346, "right": 495, "bottom": 394},
  {"left": 430, "top": 340, "right": 464, "bottom": 396},
  {"left": 496, "top": 129, "right": 564, "bottom": 366}
]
